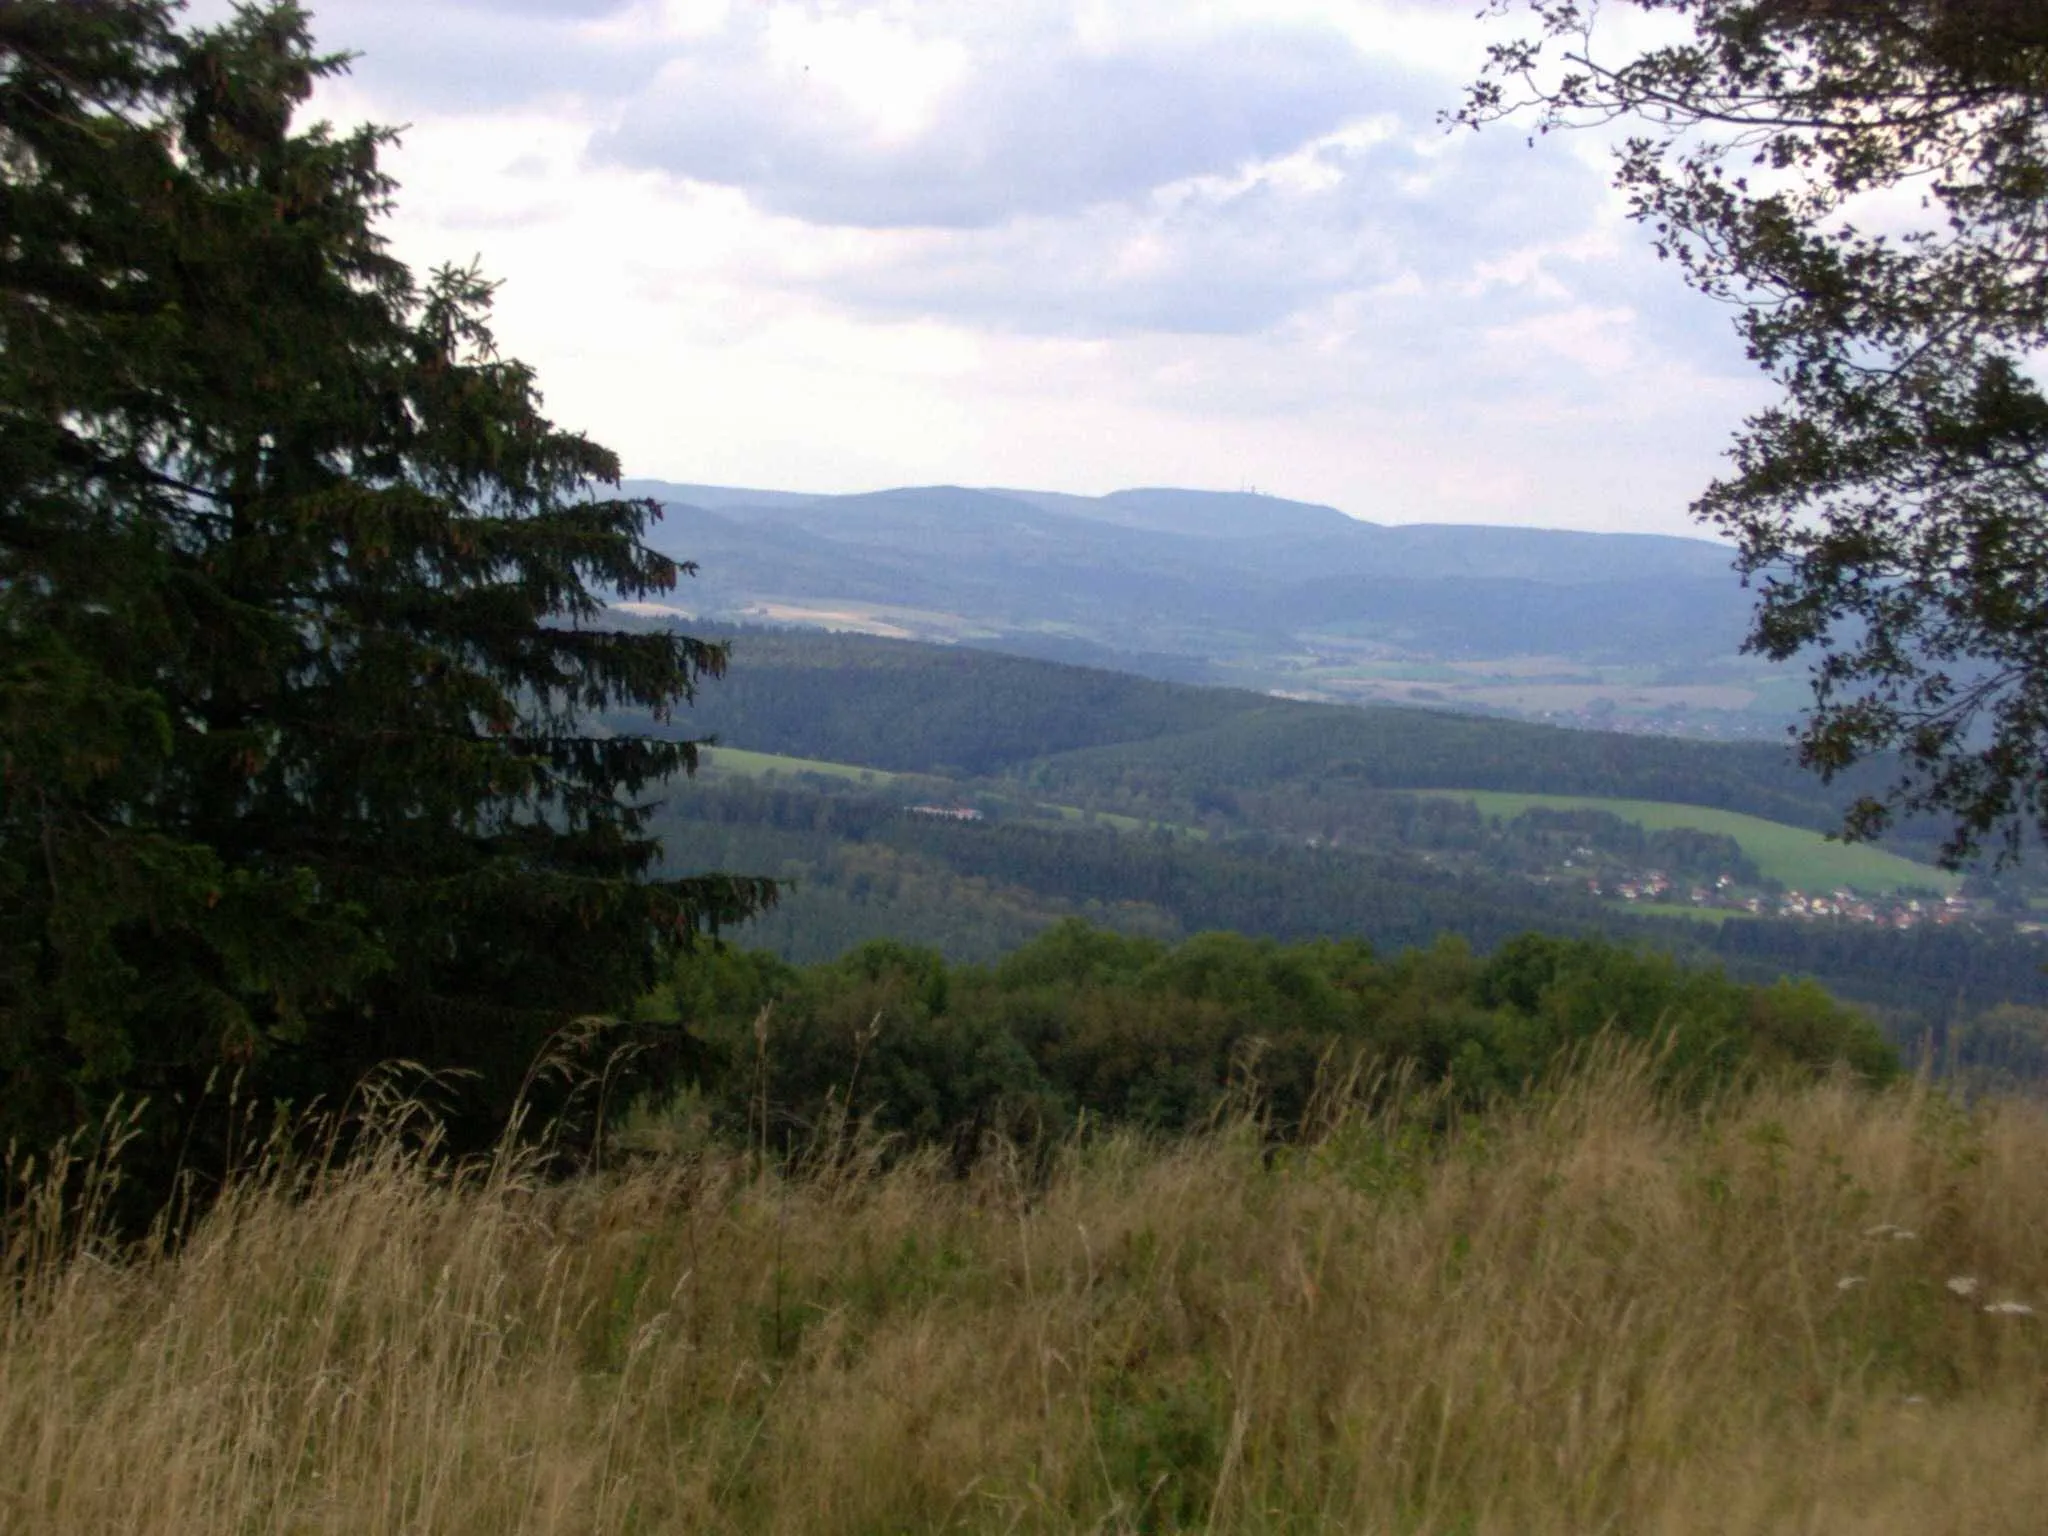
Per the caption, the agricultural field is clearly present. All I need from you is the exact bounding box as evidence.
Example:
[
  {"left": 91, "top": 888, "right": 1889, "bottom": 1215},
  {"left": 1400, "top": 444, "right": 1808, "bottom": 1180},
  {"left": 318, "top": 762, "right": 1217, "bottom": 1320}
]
[
  {"left": 694, "top": 751, "right": 1963, "bottom": 897},
  {"left": 1431, "top": 790, "right": 1961, "bottom": 896},
  {"left": 1627, "top": 901, "right": 1736, "bottom": 925},
  {"left": 700, "top": 747, "right": 899, "bottom": 785}
]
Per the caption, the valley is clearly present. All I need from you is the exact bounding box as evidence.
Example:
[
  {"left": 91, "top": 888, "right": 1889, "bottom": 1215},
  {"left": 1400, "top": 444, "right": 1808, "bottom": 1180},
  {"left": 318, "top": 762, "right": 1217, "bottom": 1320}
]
[{"left": 616, "top": 626, "right": 2048, "bottom": 1086}]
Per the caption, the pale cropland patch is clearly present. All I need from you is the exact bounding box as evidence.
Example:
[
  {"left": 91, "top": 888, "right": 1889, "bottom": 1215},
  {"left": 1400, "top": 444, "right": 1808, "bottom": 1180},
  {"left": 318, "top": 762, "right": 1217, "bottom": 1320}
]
[{"left": 702, "top": 745, "right": 898, "bottom": 783}]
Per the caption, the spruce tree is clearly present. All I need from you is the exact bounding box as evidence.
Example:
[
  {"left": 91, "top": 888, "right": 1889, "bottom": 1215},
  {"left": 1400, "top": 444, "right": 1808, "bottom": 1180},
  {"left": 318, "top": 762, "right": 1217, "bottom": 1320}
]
[{"left": 0, "top": 0, "right": 772, "bottom": 1150}]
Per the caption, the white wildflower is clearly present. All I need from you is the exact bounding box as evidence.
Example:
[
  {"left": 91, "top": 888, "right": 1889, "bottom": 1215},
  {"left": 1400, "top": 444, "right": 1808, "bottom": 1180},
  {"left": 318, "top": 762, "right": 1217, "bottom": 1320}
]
[
  {"left": 1864, "top": 1224, "right": 1918, "bottom": 1241},
  {"left": 1983, "top": 1301, "right": 2036, "bottom": 1317},
  {"left": 1946, "top": 1276, "right": 1980, "bottom": 1298},
  {"left": 1837, "top": 1275, "right": 1866, "bottom": 1291}
]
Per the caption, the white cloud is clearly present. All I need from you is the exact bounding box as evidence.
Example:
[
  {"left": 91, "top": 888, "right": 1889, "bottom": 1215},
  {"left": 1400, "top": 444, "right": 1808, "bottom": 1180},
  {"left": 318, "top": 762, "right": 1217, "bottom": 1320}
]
[
  {"left": 270, "top": 0, "right": 1768, "bottom": 536},
  {"left": 757, "top": 9, "right": 970, "bottom": 148},
  {"left": 592, "top": 8, "right": 1396, "bottom": 228},
  {"left": 1486, "top": 306, "right": 1641, "bottom": 378},
  {"left": 765, "top": 117, "right": 1625, "bottom": 341}
]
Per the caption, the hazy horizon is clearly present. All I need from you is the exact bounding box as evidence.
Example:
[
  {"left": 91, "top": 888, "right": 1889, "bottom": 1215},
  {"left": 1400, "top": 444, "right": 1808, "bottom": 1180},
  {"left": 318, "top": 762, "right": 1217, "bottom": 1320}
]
[{"left": 623, "top": 476, "right": 1744, "bottom": 546}]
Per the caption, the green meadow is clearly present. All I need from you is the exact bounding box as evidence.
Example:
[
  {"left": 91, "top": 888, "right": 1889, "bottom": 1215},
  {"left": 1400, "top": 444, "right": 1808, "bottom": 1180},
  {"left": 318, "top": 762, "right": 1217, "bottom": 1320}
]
[
  {"left": 701, "top": 746, "right": 899, "bottom": 784},
  {"left": 1430, "top": 790, "right": 1961, "bottom": 895}
]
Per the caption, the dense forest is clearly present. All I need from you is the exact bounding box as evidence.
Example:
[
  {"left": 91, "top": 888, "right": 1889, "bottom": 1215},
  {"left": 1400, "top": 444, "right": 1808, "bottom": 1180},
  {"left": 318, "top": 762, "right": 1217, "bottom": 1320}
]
[
  {"left": 626, "top": 625, "right": 1939, "bottom": 842},
  {"left": 652, "top": 773, "right": 2048, "bottom": 1084}
]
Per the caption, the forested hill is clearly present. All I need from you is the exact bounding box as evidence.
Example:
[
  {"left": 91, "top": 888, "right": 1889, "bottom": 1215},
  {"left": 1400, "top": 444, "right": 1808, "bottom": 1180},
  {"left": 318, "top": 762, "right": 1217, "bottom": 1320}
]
[
  {"left": 641, "top": 626, "right": 1880, "bottom": 835},
  {"left": 630, "top": 624, "right": 2044, "bottom": 1080}
]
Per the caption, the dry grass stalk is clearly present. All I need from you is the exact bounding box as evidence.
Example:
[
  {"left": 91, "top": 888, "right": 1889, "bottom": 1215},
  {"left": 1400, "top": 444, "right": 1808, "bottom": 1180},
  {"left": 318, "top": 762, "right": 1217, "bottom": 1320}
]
[{"left": 3, "top": 1054, "right": 2045, "bottom": 1533}]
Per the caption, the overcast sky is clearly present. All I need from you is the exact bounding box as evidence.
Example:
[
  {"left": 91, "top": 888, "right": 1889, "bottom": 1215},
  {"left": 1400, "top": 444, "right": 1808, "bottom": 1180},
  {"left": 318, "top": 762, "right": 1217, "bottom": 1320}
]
[{"left": 246, "top": 0, "right": 1768, "bottom": 536}]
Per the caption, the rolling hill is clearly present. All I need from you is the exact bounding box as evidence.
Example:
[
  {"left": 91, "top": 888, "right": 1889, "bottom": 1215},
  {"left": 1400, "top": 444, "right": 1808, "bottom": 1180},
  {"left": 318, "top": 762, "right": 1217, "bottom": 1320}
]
[
  {"left": 618, "top": 479, "right": 1788, "bottom": 734},
  {"left": 629, "top": 625, "right": 1870, "bottom": 831}
]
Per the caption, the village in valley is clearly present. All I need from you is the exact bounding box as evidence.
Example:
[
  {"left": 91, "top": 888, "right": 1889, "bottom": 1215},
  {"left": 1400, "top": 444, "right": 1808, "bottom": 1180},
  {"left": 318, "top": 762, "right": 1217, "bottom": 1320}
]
[{"left": 1583, "top": 868, "right": 1981, "bottom": 929}]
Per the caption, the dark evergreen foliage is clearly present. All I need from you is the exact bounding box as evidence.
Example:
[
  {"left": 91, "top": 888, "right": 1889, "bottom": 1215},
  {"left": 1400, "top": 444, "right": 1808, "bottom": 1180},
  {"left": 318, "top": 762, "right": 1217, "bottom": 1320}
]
[{"left": 0, "top": 1, "right": 769, "bottom": 1151}]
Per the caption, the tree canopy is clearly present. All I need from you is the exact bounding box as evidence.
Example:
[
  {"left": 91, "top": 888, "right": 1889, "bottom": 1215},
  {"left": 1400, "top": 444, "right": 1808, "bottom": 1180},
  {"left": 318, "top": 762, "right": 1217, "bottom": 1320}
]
[
  {"left": 0, "top": 0, "right": 771, "bottom": 1151},
  {"left": 1461, "top": 0, "right": 2048, "bottom": 865}
]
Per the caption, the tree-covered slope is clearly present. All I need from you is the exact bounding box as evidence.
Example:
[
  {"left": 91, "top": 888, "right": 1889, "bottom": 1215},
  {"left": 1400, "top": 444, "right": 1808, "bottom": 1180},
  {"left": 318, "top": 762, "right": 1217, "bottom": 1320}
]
[{"left": 646, "top": 626, "right": 1875, "bottom": 830}]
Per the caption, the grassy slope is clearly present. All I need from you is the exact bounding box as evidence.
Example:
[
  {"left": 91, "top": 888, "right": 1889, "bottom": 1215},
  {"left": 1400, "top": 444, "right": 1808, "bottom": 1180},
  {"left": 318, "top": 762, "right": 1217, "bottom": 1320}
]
[
  {"left": 8, "top": 1065, "right": 2046, "bottom": 1533},
  {"left": 1433, "top": 789, "right": 1961, "bottom": 895},
  {"left": 703, "top": 745, "right": 899, "bottom": 784}
]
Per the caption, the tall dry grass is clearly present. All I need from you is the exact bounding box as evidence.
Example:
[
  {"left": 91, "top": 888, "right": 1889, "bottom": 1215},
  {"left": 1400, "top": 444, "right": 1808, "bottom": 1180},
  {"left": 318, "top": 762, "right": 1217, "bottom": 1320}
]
[{"left": 3, "top": 1053, "right": 2046, "bottom": 1534}]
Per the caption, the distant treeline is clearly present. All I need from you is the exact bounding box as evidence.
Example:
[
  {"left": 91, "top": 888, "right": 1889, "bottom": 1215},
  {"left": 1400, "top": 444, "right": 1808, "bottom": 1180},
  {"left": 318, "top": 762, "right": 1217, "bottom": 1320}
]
[
  {"left": 640, "top": 922, "right": 1898, "bottom": 1161},
  {"left": 654, "top": 777, "right": 1633, "bottom": 958}
]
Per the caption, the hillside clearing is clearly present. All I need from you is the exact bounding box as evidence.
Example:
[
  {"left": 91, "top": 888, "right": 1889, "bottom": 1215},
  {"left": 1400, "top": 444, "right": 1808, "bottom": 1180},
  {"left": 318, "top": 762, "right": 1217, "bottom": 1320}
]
[
  {"left": 1424, "top": 789, "right": 1961, "bottom": 895},
  {"left": 702, "top": 746, "right": 899, "bottom": 784}
]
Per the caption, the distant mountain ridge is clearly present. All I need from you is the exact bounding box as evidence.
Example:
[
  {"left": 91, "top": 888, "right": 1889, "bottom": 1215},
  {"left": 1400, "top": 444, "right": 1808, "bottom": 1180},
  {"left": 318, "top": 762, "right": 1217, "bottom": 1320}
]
[
  {"left": 615, "top": 479, "right": 1781, "bottom": 735},
  {"left": 622, "top": 480, "right": 1738, "bottom": 583},
  {"left": 992, "top": 487, "right": 1359, "bottom": 541}
]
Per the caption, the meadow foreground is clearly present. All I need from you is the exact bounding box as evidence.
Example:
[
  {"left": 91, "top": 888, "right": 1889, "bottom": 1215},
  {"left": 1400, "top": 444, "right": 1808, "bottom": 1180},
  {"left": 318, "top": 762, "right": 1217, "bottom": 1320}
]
[{"left": 4, "top": 1059, "right": 2046, "bottom": 1534}]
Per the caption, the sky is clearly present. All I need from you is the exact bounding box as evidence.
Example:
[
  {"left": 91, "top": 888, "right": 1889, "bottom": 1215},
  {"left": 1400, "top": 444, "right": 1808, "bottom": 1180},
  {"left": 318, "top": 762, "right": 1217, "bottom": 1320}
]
[{"left": 220, "top": 0, "right": 1774, "bottom": 536}]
